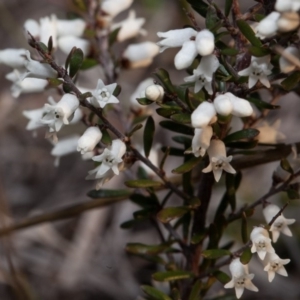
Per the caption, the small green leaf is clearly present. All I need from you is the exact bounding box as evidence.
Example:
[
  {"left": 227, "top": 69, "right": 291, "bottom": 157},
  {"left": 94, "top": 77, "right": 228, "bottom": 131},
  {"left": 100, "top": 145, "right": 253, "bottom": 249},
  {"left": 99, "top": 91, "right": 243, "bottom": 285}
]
[
  {"left": 160, "top": 121, "right": 194, "bottom": 135},
  {"left": 100, "top": 128, "right": 112, "bottom": 145},
  {"left": 87, "top": 189, "right": 132, "bottom": 199},
  {"left": 281, "top": 71, "right": 300, "bottom": 91},
  {"left": 247, "top": 97, "right": 280, "bottom": 110},
  {"left": 241, "top": 213, "right": 248, "bottom": 244},
  {"left": 125, "top": 179, "right": 163, "bottom": 188},
  {"left": 226, "top": 173, "right": 236, "bottom": 212},
  {"left": 47, "top": 36, "right": 53, "bottom": 53},
  {"left": 188, "top": 280, "right": 202, "bottom": 300},
  {"left": 37, "top": 42, "right": 48, "bottom": 53},
  {"left": 80, "top": 58, "right": 98, "bottom": 70},
  {"left": 220, "top": 48, "right": 239, "bottom": 56},
  {"left": 213, "top": 270, "right": 231, "bottom": 284},
  {"left": 69, "top": 48, "right": 84, "bottom": 78},
  {"left": 248, "top": 46, "right": 270, "bottom": 57},
  {"left": 152, "top": 271, "right": 194, "bottom": 282},
  {"left": 156, "top": 107, "right": 181, "bottom": 118},
  {"left": 206, "top": 6, "right": 219, "bottom": 31},
  {"left": 172, "top": 156, "right": 202, "bottom": 174},
  {"left": 172, "top": 136, "right": 192, "bottom": 145},
  {"left": 240, "top": 247, "right": 252, "bottom": 265},
  {"left": 280, "top": 158, "right": 294, "bottom": 174},
  {"left": 127, "top": 123, "right": 143, "bottom": 137},
  {"left": 224, "top": 128, "right": 260, "bottom": 143},
  {"left": 226, "top": 141, "right": 258, "bottom": 149},
  {"left": 126, "top": 243, "right": 172, "bottom": 255},
  {"left": 170, "top": 113, "right": 191, "bottom": 124},
  {"left": 287, "top": 188, "right": 300, "bottom": 199},
  {"left": 186, "top": 0, "right": 208, "bottom": 17},
  {"left": 202, "top": 249, "right": 231, "bottom": 259},
  {"left": 47, "top": 78, "right": 63, "bottom": 88},
  {"left": 134, "top": 208, "right": 156, "bottom": 220},
  {"left": 236, "top": 19, "right": 262, "bottom": 47},
  {"left": 109, "top": 27, "right": 121, "bottom": 46},
  {"left": 254, "top": 14, "right": 265, "bottom": 22},
  {"left": 225, "top": 0, "right": 233, "bottom": 17},
  {"left": 157, "top": 206, "right": 190, "bottom": 223},
  {"left": 141, "top": 285, "right": 172, "bottom": 300},
  {"left": 153, "top": 68, "right": 176, "bottom": 93},
  {"left": 144, "top": 116, "right": 155, "bottom": 157},
  {"left": 137, "top": 97, "right": 153, "bottom": 105}
]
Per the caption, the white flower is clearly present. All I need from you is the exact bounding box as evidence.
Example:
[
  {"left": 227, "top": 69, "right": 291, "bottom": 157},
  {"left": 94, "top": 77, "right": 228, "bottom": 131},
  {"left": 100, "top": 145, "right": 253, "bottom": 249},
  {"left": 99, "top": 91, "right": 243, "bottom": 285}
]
[
  {"left": 101, "top": 0, "right": 133, "bottom": 18},
  {"left": 123, "top": 42, "right": 159, "bottom": 68},
  {"left": 39, "top": 14, "right": 57, "bottom": 49},
  {"left": 86, "top": 139, "right": 126, "bottom": 189},
  {"left": 57, "top": 36, "right": 90, "bottom": 56},
  {"left": 202, "top": 139, "right": 236, "bottom": 182},
  {"left": 23, "top": 108, "right": 45, "bottom": 135},
  {"left": 111, "top": 10, "right": 146, "bottom": 42},
  {"left": 195, "top": 29, "right": 215, "bottom": 56},
  {"left": 24, "top": 19, "right": 40, "bottom": 38},
  {"left": 56, "top": 18, "right": 86, "bottom": 37},
  {"left": 0, "top": 48, "right": 27, "bottom": 68},
  {"left": 225, "top": 92, "right": 253, "bottom": 117},
  {"left": 51, "top": 135, "right": 80, "bottom": 167},
  {"left": 89, "top": 79, "right": 119, "bottom": 108},
  {"left": 255, "top": 120, "right": 285, "bottom": 144},
  {"left": 224, "top": 258, "right": 258, "bottom": 299},
  {"left": 23, "top": 51, "right": 57, "bottom": 80},
  {"left": 185, "top": 126, "right": 213, "bottom": 157},
  {"left": 40, "top": 94, "right": 80, "bottom": 133},
  {"left": 238, "top": 55, "right": 273, "bottom": 88},
  {"left": 278, "top": 12, "right": 300, "bottom": 32},
  {"left": 130, "top": 78, "right": 154, "bottom": 111},
  {"left": 279, "top": 46, "right": 300, "bottom": 73},
  {"left": 145, "top": 84, "right": 164, "bottom": 102},
  {"left": 263, "top": 204, "right": 295, "bottom": 242},
  {"left": 191, "top": 101, "right": 216, "bottom": 128},
  {"left": 77, "top": 126, "right": 102, "bottom": 154},
  {"left": 174, "top": 40, "right": 197, "bottom": 70},
  {"left": 255, "top": 12, "right": 280, "bottom": 39},
  {"left": 214, "top": 94, "right": 233, "bottom": 116},
  {"left": 157, "top": 27, "right": 197, "bottom": 53},
  {"left": 184, "top": 55, "right": 220, "bottom": 95},
  {"left": 263, "top": 252, "right": 290, "bottom": 282},
  {"left": 275, "top": 0, "right": 300, "bottom": 12},
  {"left": 250, "top": 227, "right": 275, "bottom": 260}
]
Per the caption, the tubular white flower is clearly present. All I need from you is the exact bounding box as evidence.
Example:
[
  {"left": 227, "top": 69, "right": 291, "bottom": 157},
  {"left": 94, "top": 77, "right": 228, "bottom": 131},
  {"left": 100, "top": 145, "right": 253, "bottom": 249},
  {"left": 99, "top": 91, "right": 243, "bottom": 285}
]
[
  {"left": 157, "top": 27, "right": 197, "bottom": 53},
  {"left": 238, "top": 55, "right": 273, "bottom": 89},
  {"left": 224, "top": 258, "right": 258, "bottom": 299},
  {"left": 263, "top": 253, "right": 290, "bottom": 282},
  {"left": 24, "top": 19, "right": 40, "bottom": 38},
  {"left": 51, "top": 135, "right": 80, "bottom": 167},
  {"left": 23, "top": 108, "right": 44, "bottom": 132},
  {"left": 111, "top": 10, "right": 146, "bottom": 42},
  {"left": 39, "top": 15, "right": 57, "bottom": 49},
  {"left": 89, "top": 79, "right": 119, "bottom": 108},
  {"left": 191, "top": 101, "right": 216, "bottom": 128},
  {"left": 174, "top": 40, "right": 197, "bottom": 70},
  {"left": 256, "top": 120, "right": 285, "bottom": 144},
  {"left": 278, "top": 12, "right": 300, "bottom": 32},
  {"left": 101, "top": 0, "right": 133, "bottom": 18},
  {"left": 56, "top": 18, "right": 86, "bottom": 37},
  {"left": 202, "top": 139, "right": 236, "bottom": 182},
  {"left": 184, "top": 54, "right": 220, "bottom": 95},
  {"left": 0, "top": 48, "right": 27, "bottom": 68},
  {"left": 214, "top": 94, "right": 233, "bottom": 116},
  {"left": 250, "top": 227, "right": 275, "bottom": 260},
  {"left": 275, "top": 0, "right": 300, "bottom": 12},
  {"left": 185, "top": 126, "right": 213, "bottom": 157},
  {"left": 145, "top": 84, "right": 164, "bottom": 102},
  {"left": 263, "top": 204, "right": 295, "bottom": 242},
  {"left": 77, "top": 126, "right": 102, "bottom": 155},
  {"left": 123, "top": 42, "right": 159, "bottom": 68},
  {"left": 225, "top": 92, "right": 253, "bottom": 117},
  {"left": 279, "top": 46, "right": 300, "bottom": 73},
  {"left": 40, "top": 94, "right": 80, "bottom": 133},
  {"left": 57, "top": 36, "right": 90, "bottom": 56},
  {"left": 255, "top": 12, "right": 280, "bottom": 39},
  {"left": 86, "top": 139, "right": 126, "bottom": 189},
  {"left": 195, "top": 29, "right": 215, "bottom": 56},
  {"left": 130, "top": 78, "right": 154, "bottom": 111},
  {"left": 23, "top": 51, "right": 57, "bottom": 80}
]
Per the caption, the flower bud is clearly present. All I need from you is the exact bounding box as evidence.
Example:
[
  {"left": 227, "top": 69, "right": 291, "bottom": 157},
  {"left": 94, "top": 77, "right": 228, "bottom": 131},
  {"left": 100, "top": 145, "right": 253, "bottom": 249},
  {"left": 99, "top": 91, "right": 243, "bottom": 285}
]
[
  {"left": 77, "top": 126, "right": 102, "bottom": 154},
  {"left": 174, "top": 40, "right": 197, "bottom": 70},
  {"left": 226, "top": 92, "right": 253, "bottom": 117},
  {"left": 56, "top": 19, "right": 86, "bottom": 37},
  {"left": 255, "top": 12, "right": 280, "bottom": 39},
  {"left": 278, "top": 12, "right": 300, "bottom": 32},
  {"left": 195, "top": 29, "right": 215, "bottom": 56},
  {"left": 0, "top": 48, "right": 27, "bottom": 68},
  {"left": 191, "top": 101, "right": 216, "bottom": 128},
  {"left": 214, "top": 94, "right": 233, "bottom": 116},
  {"left": 145, "top": 84, "right": 164, "bottom": 102},
  {"left": 275, "top": 0, "right": 300, "bottom": 12},
  {"left": 24, "top": 19, "right": 40, "bottom": 38},
  {"left": 190, "top": 126, "right": 213, "bottom": 157},
  {"left": 279, "top": 46, "right": 300, "bottom": 73},
  {"left": 58, "top": 36, "right": 90, "bottom": 56},
  {"left": 40, "top": 15, "right": 57, "bottom": 49},
  {"left": 101, "top": 0, "right": 133, "bottom": 18}
]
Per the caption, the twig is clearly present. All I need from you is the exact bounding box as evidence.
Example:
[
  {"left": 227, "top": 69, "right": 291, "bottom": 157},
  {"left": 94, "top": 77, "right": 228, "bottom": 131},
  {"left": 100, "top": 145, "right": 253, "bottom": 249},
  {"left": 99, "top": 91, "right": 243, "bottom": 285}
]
[
  {"left": 273, "top": 45, "right": 300, "bottom": 69},
  {"left": 268, "top": 202, "right": 289, "bottom": 227}
]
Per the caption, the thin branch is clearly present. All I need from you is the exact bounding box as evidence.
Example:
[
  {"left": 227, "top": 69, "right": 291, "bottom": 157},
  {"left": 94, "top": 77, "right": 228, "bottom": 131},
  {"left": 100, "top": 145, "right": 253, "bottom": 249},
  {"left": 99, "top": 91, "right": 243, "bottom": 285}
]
[{"left": 268, "top": 202, "right": 289, "bottom": 227}]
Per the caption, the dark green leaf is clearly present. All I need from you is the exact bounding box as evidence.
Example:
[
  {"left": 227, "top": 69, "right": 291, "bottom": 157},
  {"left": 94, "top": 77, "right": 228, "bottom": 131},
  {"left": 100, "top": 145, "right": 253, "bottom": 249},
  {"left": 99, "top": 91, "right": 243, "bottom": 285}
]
[
  {"left": 202, "top": 249, "right": 231, "bottom": 259},
  {"left": 141, "top": 285, "right": 172, "bottom": 300},
  {"left": 240, "top": 247, "right": 252, "bottom": 264},
  {"left": 134, "top": 208, "right": 156, "bottom": 220},
  {"left": 281, "top": 71, "right": 300, "bottom": 91},
  {"left": 188, "top": 280, "right": 202, "bottom": 300},
  {"left": 170, "top": 113, "right": 191, "bottom": 124},
  {"left": 87, "top": 189, "right": 132, "bottom": 199},
  {"left": 172, "top": 136, "right": 192, "bottom": 145},
  {"left": 172, "top": 156, "right": 202, "bottom": 174},
  {"left": 137, "top": 166, "right": 149, "bottom": 180},
  {"left": 254, "top": 14, "right": 265, "bottom": 22},
  {"left": 248, "top": 46, "right": 270, "bottom": 57},
  {"left": 156, "top": 107, "right": 181, "bottom": 118},
  {"left": 144, "top": 116, "right": 155, "bottom": 157},
  {"left": 113, "top": 84, "right": 121, "bottom": 97},
  {"left": 80, "top": 58, "right": 98, "bottom": 70},
  {"left": 224, "top": 128, "right": 260, "bottom": 143},
  {"left": 287, "top": 189, "right": 300, "bottom": 199},
  {"left": 213, "top": 270, "right": 231, "bottom": 284},
  {"left": 69, "top": 48, "right": 84, "bottom": 78},
  {"left": 125, "top": 179, "right": 163, "bottom": 188},
  {"left": 157, "top": 206, "right": 190, "bottom": 223},
  {"left": 226, "top": 140, "right": 258, "bottom": 149},
  {"left": 280, "top": 158, "right": 294, "bottom": 174},
  {"left": 153, "top": 68, "right": 176, "bottom": 93},
  {"left": 187, "top": 0, "right": 208, "bottom": 17},
  {"left": 161, "top": 146, "right": 184, "bottom": 156},
  {"left": 241, "top": 212, "right": 248, "bottom": 244},
  {"left": 225, "top": 0, "right": 233, "bottom": 17},
  {"left": 126, "top": 243, "right": 172, "bottom": 255},
  {"left": 137, "top": 97, "right": 153, "bottom": 106},
  {"left": 206, "top": 6, "right": 219, "bottom": 31},
  {"left": 226, "top": 173, "right": 236, "bottom": 212},
  {"left": 37, "top": 42, "right": 48, "bottom": 52},
  {"left": 152, "top": 271, "right": 194, "bottom": 282},
  {"left": 109, "top": 27, "right": 121, "bottom": 46},
  {"left": 236, "top": 19, "right": 262, "bottom": 47},
  {"left": 247, "top": 97, "right": 280, "bottom": 110},
  {"left": 47, "top": 36, "right": 53, "bottom": 53},
  {"left": 160, "top": 121, "right": 194, "bottom": 135},
  {"left": 220, "top": 48, "right": 239, "bottom": 56},
  {"left": 130, "top": 194, "right": 159, "bottom": 208},
  {"left": 47, "top": 78, "right": 63, "bottom": 88}
]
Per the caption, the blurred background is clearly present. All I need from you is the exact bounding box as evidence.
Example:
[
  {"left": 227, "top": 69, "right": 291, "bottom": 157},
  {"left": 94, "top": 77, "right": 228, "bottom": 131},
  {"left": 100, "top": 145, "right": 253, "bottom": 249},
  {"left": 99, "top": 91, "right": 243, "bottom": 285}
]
[{"left": 0, "top": 0, "right": 300, "bottom": 299}]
